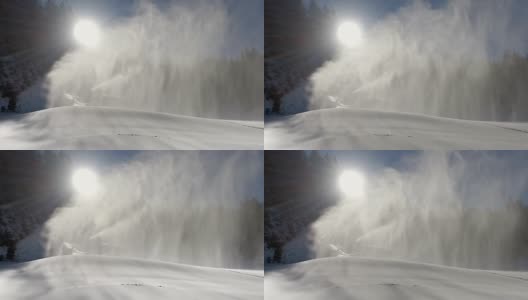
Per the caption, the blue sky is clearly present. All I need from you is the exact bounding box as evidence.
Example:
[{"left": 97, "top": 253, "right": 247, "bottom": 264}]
[
  {"left": 306, "top": 0, "right": 447, "bottom": 24},
  {"left": 319, "top": 150, "right": 417, "bottom": 172},
  {"left": 68, "top": 151, "right": 264, "bottom": 202},
  {"left": 309, "top": 0, "right": 528, "bottom": 39},
  {"left": 324, "top": 150, "right": 528, "bottom": 172},
  {"left": 44, "top": 0, "right": 263, "bottom": 53},
  {"left": 320, "top": 151, "right": 528, "bottom": 205},
  {"left": 68, "top": 150, "right": 140, "bottom": 170}
]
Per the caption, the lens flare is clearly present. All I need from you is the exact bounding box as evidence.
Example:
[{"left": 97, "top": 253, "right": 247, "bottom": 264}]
[
  {"left": 337, "top": 21, "right": 363, "bottom": 48},
  {"left": 73, "top": 19, "right": 101, "bottom": 48},
  {"left": 72, "top": 168, "right": 99, "bottom": 197},
  {"left": 338, "top": 170, "right": 366, "bottom": 198}
]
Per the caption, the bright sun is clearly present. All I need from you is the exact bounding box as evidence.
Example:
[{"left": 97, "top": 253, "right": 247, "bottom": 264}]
[
  {"left": 73, "top": 19, "right": 101, "bottom": 48},
  {"left": 337, "top": 21, "right": 363, "bottom": 48},
  {"left": 338, "top": 170, "right": 366, "bottom": 198},
  {"left": 72, "top": 168, "right": 99, "bottom": 197}
]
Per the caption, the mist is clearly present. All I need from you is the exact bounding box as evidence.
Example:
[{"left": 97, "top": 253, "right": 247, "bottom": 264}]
[
  {"left": 311, "top": 152, "right": 528, "bottom": 270},
  {"left": 309, "top": 0, "right": 528, "bottom": 121},
  {"left": 45, "top": 0, "right": 263, "bottom": 120},
  {"left": 43, "top": 151, "right": 263, "bottom": 269}
]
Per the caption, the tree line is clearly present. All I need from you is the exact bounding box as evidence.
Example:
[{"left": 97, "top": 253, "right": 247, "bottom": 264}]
[
  {"left": 0, "top": 151, "right": 72, "bottom": 261},
  {"left": 265, "top": 0, "right": 335, "bottom": 113},
  {"left": 0, "top": 0, "right": 72, "bottom": 112},
  {"left": 265, "top": 151, "right": 339, "bottom": 263}
]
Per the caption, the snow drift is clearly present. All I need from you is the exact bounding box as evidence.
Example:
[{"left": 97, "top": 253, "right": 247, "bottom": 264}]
[
  {"left": 265, "top": 108, "right": 528, "bottom": 150},
  {"left": 265, "top": 256, "right": 528, "bottom": 300},
  {"left": 0, "top": 255, "right": 263, "bottom": 300},
  {"left": 0, "top": 106, "right": 262, "bottom": 149}
]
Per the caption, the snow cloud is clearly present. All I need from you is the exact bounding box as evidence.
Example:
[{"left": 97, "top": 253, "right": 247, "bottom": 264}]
[
  {"left": 45, "top": 0, "right": 262, "bottom": 119},
  {"left": 44, "top": 151, "right": 263, "bottom": 269},
  {"left": 312, "top": 151, "right": 528, "bottom": 269},
  {"left": 309, "top": 0, "right": 528, "bottom": 121}
]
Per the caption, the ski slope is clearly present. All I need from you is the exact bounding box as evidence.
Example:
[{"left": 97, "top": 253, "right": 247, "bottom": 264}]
[
  {"left": 265, "top": 108, "right": 528, "bottom": 149},
  {"left": 0, "top": 255, "right": 263, "bottom": 300},
  {"left": 0, "top": 106, "right": 263, "bottom": 149},
  {"left": 265, "top": 257, "right": 528, "bottom": 300}
]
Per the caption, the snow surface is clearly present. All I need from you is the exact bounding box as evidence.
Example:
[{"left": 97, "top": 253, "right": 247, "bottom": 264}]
[
  {"left": 265, "top": 108, "right": 528, "bottom": 149},
  {"left": 0, "top": 255, "right": 263, "bottom": 300},
  {"left": 0, "top": 106, "right": 263, "bottom": 149},
  {"left": 265, "top": 256, "right": 528, "bottom": 300}
]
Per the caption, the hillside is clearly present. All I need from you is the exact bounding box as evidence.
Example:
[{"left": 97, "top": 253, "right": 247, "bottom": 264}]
[
  {"left": 265, "top": 108, "right": 528, "bottom": 149},
  {"left": 0, "top": 255, "right": 263, "bottom": 300},
  {"left": 265, "top": 256, "right": 528, "bottom": 300},
  {"left": 0, "top": 106, "right": 263, "bottom": 149}
]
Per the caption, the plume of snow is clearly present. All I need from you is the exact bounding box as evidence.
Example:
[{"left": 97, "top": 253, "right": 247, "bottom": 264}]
[
  {"left": 312, "top": 152, "right": 528, "bottom": 269},
  {"left": 310, "top": 0, "right": 528, "bottom": 121}
]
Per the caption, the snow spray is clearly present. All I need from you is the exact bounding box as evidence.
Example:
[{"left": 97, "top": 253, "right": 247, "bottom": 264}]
[
  {"left": 45, "top": 0, "right": 262, "bottom": 120},
  {"left": 310, "top": 0, "right": 528, "bottom": 121},
  {"left": 311, "top": 152, "right": 528, "bottom": 269},
  {"left": 44, "top": 151, "right": 263, "bottom": 269}
]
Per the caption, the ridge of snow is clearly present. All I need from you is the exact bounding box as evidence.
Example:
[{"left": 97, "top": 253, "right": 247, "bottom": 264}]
[
  {"left": 0, "top": 255, "right": 263, "bottom": 300},
  {"left": 265, "top": 256, "right": 528, "bottom": 300},
  {"left": 265, "top": 108, "right": 528, "bottom": 149},
  {"left": 0, "top": 106, "right": 263, "bottom": 149}
]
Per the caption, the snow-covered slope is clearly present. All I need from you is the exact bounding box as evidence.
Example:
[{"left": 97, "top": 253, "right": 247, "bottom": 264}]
[
  {"left": 265, "top": 108, "right": 528, "bottom": 149},
  {"left": 0, "top": 106, "right": 263, "bottom": 149},
  {"left": 265, "top": 257, "right": 528, "bottom": 300},
  {"left": 0, "top": 255, "right": 263, "bottom": 300}
]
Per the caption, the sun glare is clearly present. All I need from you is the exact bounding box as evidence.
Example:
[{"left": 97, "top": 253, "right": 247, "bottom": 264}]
[
  {"left": 338, "top": 169, "right": 366, "bottom": 198},
  {"left": 73, "top": 19, "right": 101, "bottom": 48},
  {"left": 72, "top": 168, "right": 99, "bottom": 197},
  {"left": 337, "top": 21, "right": 363, "bottom": 48}
]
